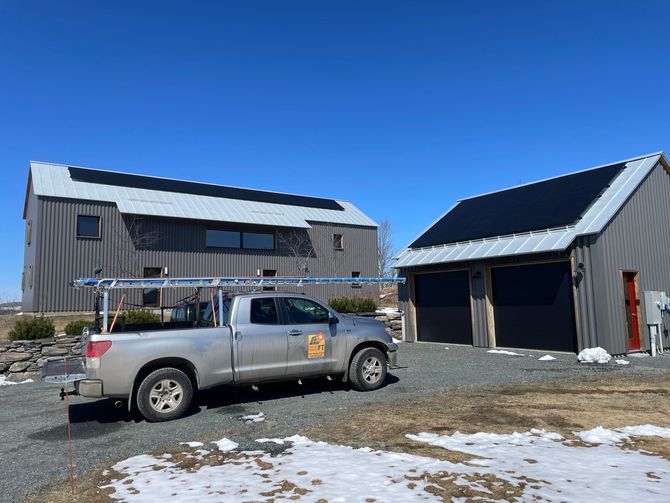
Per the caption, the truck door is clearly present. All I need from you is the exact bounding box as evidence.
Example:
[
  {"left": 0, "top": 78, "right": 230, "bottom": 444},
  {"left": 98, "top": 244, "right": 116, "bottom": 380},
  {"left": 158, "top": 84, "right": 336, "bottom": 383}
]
[
  {"left": 280, "top": 297, "right": 336, "bottom": 377},
  {"left": 234, "top": 297, "right": 288, "bottom": 382}
]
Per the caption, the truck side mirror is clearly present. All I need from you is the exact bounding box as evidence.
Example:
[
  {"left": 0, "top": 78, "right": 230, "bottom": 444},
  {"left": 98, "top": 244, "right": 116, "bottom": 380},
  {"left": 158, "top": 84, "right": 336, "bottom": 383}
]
[{"left": 328, "top": 313, "right": 339, "bottom": 324}]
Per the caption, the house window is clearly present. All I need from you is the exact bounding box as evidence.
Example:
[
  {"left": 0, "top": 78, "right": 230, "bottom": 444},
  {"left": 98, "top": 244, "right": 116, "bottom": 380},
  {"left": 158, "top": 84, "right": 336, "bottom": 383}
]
[
  {"left": 142, "top": 267, "right": 163, "bottom": 307},
  {"left": 26, "top": 220, "right": 32, "bottom": 246},
  {"left": 76, "top": 215, "right": 101, "bottom": 238},
  {"left": 250, "top": 298, "right": 279, "bottom": 325},
  {"left": 351, "top": 271, "right": 361, "bottom": 288},
  {"left": 333, "top": 233, "right": 344, "bottom": 250},
  {"left": 262, "top": 269, "right": 277, "bottom": 291},
  {"left": 243, "top": 232, "right": 274, "bottom": 250},
  {"left": 206, "top": 230, "right": 240, "bottom": 248}
]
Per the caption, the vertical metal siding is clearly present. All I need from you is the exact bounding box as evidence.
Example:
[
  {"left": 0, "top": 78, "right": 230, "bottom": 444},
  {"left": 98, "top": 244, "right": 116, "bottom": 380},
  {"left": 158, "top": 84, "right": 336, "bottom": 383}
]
[
  {"left": 33, "top": 197, "right": 378, "bottom": 312},
  {"left": 585, "top": 162, "right": 670, "bottom": 354},
  {"left": 469, "top": 263, "right": 489, "bottom": 347}
]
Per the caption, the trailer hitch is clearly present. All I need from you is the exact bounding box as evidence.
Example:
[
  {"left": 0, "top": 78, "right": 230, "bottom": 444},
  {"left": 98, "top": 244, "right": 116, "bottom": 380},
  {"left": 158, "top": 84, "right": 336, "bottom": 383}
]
[{"left": 60, "top": 387, "right": 79, "bottom": 401}]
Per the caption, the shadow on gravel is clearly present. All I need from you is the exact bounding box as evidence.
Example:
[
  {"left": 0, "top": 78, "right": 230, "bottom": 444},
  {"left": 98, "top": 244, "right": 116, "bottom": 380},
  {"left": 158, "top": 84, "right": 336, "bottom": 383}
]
[{"left": 198, "top": 373, "right": 399, "bottom": 412}]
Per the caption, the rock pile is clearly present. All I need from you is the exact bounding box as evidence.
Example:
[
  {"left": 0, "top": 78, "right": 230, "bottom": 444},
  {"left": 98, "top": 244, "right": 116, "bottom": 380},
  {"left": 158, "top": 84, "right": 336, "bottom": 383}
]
[
  {"left": 0, "top": 335, "right": 81, "bottom": 381},
  {"left": 374, "top": 310, "right": 403, "bottom": 341}
]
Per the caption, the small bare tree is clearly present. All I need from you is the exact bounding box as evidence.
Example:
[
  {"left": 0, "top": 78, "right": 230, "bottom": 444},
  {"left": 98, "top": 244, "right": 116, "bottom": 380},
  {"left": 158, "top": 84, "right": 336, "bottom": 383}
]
[
  {"left": 111, "top": 216, "right": 163, "bottom": 278},
  {"left": 277, "top": 229, "right": 316, "bottom": 276},
  {"left": 377, "top": 219, "right": 395, "bottom": 278}
]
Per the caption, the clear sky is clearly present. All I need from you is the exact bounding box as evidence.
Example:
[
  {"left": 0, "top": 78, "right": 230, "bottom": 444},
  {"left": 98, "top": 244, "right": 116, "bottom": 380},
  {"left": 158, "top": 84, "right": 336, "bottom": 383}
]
[{"left": 1, "top": 1, "right": 669, "bottom": 297}]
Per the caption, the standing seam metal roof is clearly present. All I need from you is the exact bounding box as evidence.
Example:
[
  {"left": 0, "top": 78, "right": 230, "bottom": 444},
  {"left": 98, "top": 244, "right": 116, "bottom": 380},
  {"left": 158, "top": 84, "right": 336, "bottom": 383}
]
[
  {"left": 27, "top": 161, "right": 378, "bottom": 228},
  {"left": 394, "top": 153, "right": 666, "bottom": 268}
]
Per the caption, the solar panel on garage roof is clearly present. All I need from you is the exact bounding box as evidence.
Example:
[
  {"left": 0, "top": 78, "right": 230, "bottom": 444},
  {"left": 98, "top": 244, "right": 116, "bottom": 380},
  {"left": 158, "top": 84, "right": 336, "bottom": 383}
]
[
  {"left": 67, "top": 167, "right": 345, "bottom": 211},
  {"left": 410, "top": 161, "right": 625, "bottom": 249}
]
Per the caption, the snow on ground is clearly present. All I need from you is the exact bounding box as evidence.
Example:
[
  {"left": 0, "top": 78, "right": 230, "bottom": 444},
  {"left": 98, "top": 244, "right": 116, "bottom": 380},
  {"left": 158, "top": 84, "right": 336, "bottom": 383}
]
[
  {"left": 487, "top": 349, "right": 525, "bottom": 356},
  {"left": 578, "top": 346, "right": 612, "bottom": 364},
  {"left": 629, "top": 352, "right": 650, "bottom": 358},
  {"left": 538, "top": 355, "right": 556, "bottom": 361},
  {"left": 103, "top": 427, "right": 670, "bottom": 502},
  {"left": 241, "top": 412, "right": 265, "bottom": 424},
  {"left": 375, "top": 307, "right": 400, "bottom": 314},
  {"left": 0, "top": 376, "right": 33, "bottom": 386},
  {"left": 616, "top": 359, "right": 630, "bottom": 365},
  {"left": 179, "top": 442, "right": 203, "bottom": 448},
  {"left": 576, "top": 425, "right": 670, "bottom": 444},
  {"left": 211, "top": 438, "right": 238, "bottom": 451}
]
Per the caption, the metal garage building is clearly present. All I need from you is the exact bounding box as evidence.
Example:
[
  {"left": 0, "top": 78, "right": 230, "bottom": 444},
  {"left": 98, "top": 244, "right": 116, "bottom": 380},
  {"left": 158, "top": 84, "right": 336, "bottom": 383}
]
[{"left": 395, "top": 152, "right": 670, "bottom": 355}]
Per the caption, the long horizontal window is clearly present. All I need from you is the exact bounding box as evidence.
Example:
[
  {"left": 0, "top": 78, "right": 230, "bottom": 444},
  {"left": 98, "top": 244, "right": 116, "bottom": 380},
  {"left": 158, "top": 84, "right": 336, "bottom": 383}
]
[
  {"left": 243, "top": 232, "right": 274, "bottom": 250},
  {"left": 206, "top": 229, "right": 274, "bottom": 250},
  {"left": 206, "top": 230, "right": 241, "bottom": 248}
]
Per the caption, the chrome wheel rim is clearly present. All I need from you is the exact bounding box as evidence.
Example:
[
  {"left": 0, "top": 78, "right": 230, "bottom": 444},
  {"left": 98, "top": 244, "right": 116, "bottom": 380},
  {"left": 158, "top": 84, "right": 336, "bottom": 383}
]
[
  {"left": 149, "top": 379, "right": 183, "bottom": 413},
  {"left": 362, "top": 356, "right": 383, "bottom": 384}
]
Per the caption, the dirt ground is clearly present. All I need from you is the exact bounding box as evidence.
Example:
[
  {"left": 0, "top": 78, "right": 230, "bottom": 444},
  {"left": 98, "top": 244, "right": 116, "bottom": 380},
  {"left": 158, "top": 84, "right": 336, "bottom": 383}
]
[
  {"left": 305, "top": 372, "right": 670, "bottom": 463},
  {"left": 33, "top": 371, "right": 670, "bottom": 503},
  {"left": 0, "top": 314, "right": 92, "bottom": 344}
]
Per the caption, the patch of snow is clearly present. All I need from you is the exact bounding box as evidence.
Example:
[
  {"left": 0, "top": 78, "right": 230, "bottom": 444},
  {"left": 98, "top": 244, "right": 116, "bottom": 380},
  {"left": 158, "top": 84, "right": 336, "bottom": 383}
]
[
  {"left": 487, "top": 349, "right": 525, "bottom": 356},
  {"left": 256, "top": 438, "right": 286, "bottom": 445},
  {"left": 538, "top": 355, "right": 556, "bottom": 361},
  {"left": 375, "top": 307, "right": 400, "bottom": 314},
  {"left": 0, "top": 376, "right": 34, "bottom": 386},
  {"left": 575, "top": 426, "right": 630, "bottom": 444},
  {"left": 241, "top": 412, "right": 265, "bottom": 424},
  {"left": 577, "top": 347, "right": 612, "bottom": 364},
  {"left": 619, "top": 425, "right": 670, "bottom": 439},
  {"left": 615, "top": 359, "right": 630, "bottom": 365},
  {"left": 105, "top": 429, "right": 670, "bottom": 502},
  {"left": 575, "top": 425, "right": 670, "bottom": 444},
  {"left": 211, "top": 438, "right": 238, "bottom": 451},
  {"left": 180, "top": 441, "right": 204, "bottom": 448},
  {"left": 628, "top": 352, "right": 650, "bottom": 358}
]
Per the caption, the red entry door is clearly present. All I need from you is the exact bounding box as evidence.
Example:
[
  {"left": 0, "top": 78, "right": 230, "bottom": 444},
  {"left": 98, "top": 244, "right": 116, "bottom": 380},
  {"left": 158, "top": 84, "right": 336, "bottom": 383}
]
[{"left": 623, "top": 272, "right": 641, "bottom": 351}]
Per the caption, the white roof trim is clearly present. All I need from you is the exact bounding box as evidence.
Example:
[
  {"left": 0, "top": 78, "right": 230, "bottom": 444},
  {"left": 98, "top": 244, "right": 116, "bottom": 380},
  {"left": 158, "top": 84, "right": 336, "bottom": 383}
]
[
  {"left": 394, "top": 153, "right": 663, "bottom": 268},
  {"left": 29, "top": 162, "right": 378, "bottom": 228}
]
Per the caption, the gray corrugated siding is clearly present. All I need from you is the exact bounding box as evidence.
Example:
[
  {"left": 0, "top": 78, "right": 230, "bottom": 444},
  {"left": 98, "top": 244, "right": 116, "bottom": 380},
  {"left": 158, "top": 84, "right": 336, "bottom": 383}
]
[
  {"left": 576, "top": 161, "right": 670, "bottom": 354},
  {"left": 28, "top": 196, "right": 377, "bottom": 312},
  {"left": 20, "top": 184, "right": 40, "bottom": 311}
]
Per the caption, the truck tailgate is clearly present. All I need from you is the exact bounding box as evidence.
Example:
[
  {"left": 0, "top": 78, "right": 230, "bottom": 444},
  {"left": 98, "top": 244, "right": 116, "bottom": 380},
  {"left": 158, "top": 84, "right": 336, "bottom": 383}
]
[{"left": 41, "top": 357, "right": 87, "bottom": 384}]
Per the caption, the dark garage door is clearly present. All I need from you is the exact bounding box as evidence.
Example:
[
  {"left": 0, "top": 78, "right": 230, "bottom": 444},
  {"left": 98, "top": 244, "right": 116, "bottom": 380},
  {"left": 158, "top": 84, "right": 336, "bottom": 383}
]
[
  {"left": 492, "top": 262, "right": 577, "bottom": 352},
  {"left": 415, "top": 270, "right": 473, "bottom": 344}
]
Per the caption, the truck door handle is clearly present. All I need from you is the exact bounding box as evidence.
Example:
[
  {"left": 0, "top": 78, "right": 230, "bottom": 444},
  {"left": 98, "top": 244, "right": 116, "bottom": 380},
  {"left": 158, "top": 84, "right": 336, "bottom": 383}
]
[
  {"left": 287, "top": 329, "right": 303, "bottom": 336},
  {"left": 235, "top": 331, "right": 243, "bottom": 340}
]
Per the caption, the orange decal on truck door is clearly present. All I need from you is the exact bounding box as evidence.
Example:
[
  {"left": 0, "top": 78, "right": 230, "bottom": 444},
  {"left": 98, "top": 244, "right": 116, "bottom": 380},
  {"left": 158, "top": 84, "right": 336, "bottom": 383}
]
[{"left": 307, "top": 332, "right": 326, "bottom": 359}]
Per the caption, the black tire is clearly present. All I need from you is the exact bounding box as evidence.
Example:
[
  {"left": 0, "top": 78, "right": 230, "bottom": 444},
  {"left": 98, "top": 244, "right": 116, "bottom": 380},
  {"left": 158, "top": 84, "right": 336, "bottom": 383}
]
[
  {"left": 349, "top": 347, "right": 388, "bottom": 391},
  {"left": 136, "top": 367, "right": 193, "bottom": 422}
]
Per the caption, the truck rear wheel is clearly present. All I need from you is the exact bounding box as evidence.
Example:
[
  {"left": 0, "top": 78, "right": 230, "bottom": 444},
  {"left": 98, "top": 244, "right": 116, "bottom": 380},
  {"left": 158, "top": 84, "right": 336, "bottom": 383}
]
[
  {"left": 349, "top": 347, "right": 387, "bottom": 391},
  {"left": 136, "top": 367, "right": 193, "bottom": 422}
]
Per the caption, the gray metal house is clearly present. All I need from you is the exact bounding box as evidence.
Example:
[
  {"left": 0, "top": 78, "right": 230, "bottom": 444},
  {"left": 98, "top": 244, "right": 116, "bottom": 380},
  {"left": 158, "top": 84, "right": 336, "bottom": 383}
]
[
  {"left": 22, "top": 162, "right": 378, "bottom": 312},
  {"left": 395, "top": 152, "right": 670, "bottom": 355}
]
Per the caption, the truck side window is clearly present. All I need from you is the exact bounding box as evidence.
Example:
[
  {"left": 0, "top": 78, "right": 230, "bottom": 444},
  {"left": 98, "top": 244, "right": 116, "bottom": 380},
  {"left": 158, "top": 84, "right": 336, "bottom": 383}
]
[
  {"left": 250, "top": 298, "right": 279, "bottom": 325},
  {"left": 283, "top": 298, "right": 329, "bottom": 324}
]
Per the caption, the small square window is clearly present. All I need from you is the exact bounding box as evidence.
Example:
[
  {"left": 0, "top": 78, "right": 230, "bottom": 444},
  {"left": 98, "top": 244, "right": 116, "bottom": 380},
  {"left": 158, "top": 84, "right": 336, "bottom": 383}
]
[
  {"left": 77, "top": 215, "right": 100, "bottom": 238},
  {"left": 333, "top": 233, "right": 344, "bottom": 250},
  {"left": 262, "top": 269, "right": 277, "bottom": 291},
  {"left": 351, "top": 271, "right": 361, "bottom": 288}
]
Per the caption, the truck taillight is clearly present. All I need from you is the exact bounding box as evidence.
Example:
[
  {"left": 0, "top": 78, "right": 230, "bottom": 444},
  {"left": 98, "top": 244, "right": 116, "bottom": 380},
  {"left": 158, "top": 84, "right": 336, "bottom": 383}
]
[{"left": 86, "top": 340, "right": 112, "bottom": 358}]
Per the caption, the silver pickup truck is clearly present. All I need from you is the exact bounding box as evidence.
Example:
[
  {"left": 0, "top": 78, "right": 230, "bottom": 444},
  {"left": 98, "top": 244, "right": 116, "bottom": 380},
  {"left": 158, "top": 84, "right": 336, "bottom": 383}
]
[{"left": 75, "top": 291, "right": 398, "bottom": 422}]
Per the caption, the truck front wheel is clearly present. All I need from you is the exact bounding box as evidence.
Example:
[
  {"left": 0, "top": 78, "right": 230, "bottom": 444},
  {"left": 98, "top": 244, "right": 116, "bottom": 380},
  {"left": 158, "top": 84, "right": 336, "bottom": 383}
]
[
  {"left": 136, "top": 367, "right": 193, "bottom": 422},
  {"left": 349, "top": 347, "right": 387, "bottom": 391}
]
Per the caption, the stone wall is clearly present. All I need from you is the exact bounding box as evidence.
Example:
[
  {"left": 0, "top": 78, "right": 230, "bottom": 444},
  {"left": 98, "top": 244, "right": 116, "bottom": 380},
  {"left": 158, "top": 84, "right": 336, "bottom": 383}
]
[{"left": 0, "top": 336, "right": 82, "bottom": 381}]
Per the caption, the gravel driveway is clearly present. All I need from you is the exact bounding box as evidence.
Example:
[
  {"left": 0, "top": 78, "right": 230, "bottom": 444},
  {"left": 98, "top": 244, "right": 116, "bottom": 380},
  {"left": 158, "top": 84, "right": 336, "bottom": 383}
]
[{"left": 3, "top": 343, "right": 670, "bottom": 502}]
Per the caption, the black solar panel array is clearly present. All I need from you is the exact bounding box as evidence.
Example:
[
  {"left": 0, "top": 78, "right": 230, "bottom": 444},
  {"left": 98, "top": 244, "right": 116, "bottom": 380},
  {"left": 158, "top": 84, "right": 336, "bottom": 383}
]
[
  {"left": 68, "top": 167, "right": 345, "bottom": 211},
  {"left": 410, "top": 162, "right": 625, "bottom": 248}
]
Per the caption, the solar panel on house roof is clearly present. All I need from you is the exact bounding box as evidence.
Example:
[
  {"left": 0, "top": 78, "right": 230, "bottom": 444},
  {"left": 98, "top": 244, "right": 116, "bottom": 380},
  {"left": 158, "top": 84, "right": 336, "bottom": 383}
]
[
  {"left": 67, "top": 166, "right": 344, "bottom": 211},
  {"left": 410, "top": 161, "right": 625, "bottom": 249}
]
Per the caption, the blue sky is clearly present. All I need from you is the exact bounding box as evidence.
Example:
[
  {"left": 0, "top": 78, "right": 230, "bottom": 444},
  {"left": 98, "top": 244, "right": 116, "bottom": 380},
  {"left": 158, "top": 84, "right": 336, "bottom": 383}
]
[{"left": 1, "top": 1, "right": 669, "bottom": 297}]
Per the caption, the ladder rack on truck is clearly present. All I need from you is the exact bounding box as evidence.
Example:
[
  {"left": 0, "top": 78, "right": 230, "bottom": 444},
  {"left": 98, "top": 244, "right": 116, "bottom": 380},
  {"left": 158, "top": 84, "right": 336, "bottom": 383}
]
[{"left": 71, "top": 276, "right": 406, "bottom": 334}]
